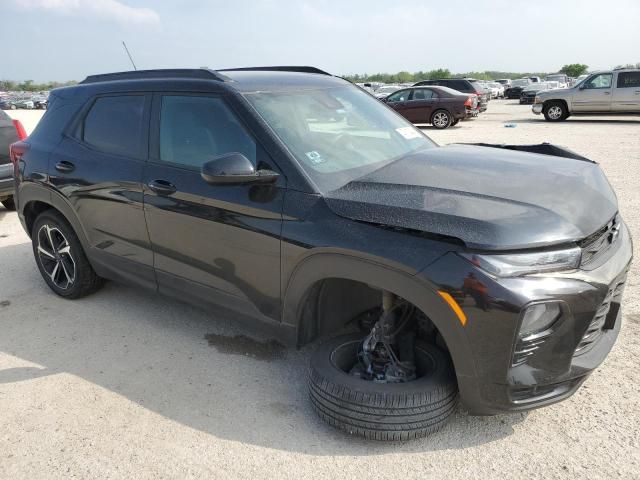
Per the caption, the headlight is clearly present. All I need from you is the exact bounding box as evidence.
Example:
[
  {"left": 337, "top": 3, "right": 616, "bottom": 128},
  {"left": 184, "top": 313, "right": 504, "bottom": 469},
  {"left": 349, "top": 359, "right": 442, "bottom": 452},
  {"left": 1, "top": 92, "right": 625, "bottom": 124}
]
[{"left": 460, "top": 247, "right": 581, "bottom": 277}]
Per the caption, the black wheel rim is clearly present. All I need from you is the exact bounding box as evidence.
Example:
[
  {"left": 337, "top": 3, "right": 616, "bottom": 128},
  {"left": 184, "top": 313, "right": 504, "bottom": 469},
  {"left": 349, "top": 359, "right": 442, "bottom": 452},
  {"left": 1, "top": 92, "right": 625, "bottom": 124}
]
[{"left": 37, "top": 224, "right": 76, "bottom": 290}]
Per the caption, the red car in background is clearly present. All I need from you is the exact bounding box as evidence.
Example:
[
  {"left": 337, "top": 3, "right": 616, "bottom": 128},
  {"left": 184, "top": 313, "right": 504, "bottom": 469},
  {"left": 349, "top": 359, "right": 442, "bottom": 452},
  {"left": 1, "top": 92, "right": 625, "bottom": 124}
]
[{"left": 383, "top": 85, "right": 478, "bottom": 129}]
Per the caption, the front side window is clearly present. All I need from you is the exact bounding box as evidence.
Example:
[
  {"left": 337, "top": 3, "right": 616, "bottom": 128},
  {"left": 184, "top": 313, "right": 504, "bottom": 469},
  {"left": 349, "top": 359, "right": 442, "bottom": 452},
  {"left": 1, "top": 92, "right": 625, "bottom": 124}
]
[
  {"left": 83, "top": 95, "right": 146, "bottom": 157},
  {"left": 583, "top": 73, "right": 613, "bottom": 89},
  {"left": 617, "top": 72, "right": 640, "bottom": 88},
  {"left": 159, "top": 96, "right": 256, "bottom": 168},
  {"left": 246, "top": 85, "right": 435, "bottom": 192},
  {"left": 387, "top": 90, "right": 410, "bottom": 102}
]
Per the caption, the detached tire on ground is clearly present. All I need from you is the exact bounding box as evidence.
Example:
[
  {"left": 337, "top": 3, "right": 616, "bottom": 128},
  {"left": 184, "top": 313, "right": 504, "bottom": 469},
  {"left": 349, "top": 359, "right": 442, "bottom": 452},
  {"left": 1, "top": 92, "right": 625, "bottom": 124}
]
[{"left": 308, "top": 333, "right": 458, "bottom": 441}]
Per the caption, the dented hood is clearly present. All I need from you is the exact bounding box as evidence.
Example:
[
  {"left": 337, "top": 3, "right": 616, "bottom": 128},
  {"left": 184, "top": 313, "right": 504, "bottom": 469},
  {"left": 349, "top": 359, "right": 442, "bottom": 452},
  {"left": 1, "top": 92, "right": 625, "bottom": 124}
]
[{"left": 324, "top": 145, "right": 618, "bottom": 250}]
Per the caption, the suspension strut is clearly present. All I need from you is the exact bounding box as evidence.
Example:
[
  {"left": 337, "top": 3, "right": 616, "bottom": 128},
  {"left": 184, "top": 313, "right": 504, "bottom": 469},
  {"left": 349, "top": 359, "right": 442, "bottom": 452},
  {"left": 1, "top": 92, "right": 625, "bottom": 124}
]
[{"left": 354, "top": 291, "right": 417, "bottom": 383}]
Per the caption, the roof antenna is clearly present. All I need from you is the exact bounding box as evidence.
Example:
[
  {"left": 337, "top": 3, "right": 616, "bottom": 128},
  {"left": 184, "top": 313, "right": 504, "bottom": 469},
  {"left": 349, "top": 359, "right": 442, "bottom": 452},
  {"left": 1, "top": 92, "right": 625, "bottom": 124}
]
[{"left": 122, "top": 41, "right": 137, "bottom": 70}]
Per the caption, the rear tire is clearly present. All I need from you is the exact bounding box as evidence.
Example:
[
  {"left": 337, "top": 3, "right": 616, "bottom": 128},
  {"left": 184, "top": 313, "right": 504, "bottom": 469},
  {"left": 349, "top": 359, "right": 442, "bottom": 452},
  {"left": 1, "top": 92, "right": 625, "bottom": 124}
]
[
  {"left": 32, "top": 210, "right": 103, "bottom": 299},
  {"left": 543, "top": 101, "right": 568, "bottom": 122},
  {"left": 309, "top": 333, "right": 458, "bottom": 441},
  {"left": 1, "top": 197, "right": 15, "bottom": 211},
  {"left": 431, "top": 109, "right": 452, "bottom": 129}
]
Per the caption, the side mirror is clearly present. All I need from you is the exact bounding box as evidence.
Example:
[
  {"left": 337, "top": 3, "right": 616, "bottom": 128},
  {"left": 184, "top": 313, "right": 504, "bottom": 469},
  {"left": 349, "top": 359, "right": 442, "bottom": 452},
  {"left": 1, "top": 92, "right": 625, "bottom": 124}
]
[{"left": 200, "top": 152, "right": 279, "bottom": 185}]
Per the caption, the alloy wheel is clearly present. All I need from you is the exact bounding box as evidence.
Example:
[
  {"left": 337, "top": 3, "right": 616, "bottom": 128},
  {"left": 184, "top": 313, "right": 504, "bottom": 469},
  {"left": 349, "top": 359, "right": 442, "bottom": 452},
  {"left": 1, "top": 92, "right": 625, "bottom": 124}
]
[
  {"left": 37, "top": 224, "right": 76, "bottom": 290},
  {"left": 547, "top": 105, "right": 563, "bottom": 120},
  {"left": 433, "top": 112, "right": 450, "bottom": 128}
]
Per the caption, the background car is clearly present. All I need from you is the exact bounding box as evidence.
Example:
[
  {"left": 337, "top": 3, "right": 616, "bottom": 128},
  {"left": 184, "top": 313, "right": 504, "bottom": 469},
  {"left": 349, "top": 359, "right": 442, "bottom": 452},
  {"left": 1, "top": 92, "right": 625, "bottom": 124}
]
[
  {"left": 519, "top": 81, "right": 560, "bottom": 104},
  {"left": 384, "top": 85, "right": 478, "bottom": 128},
  {"left": 533, "top": 69, "right": 640, "bottom": 121},
  {"left": 373, "top": 85, "right": 402, "bottom": 99},
  {"left": 488, "top": 82, "right": 504, "bottom": 98},
  {"left": 495, "top": 78, "right": 512, "bottom": 88},
  {"left": 505, "top": 78, "right": 532, "bottom": 99},
  {"left": 0, "top": 109, "right": 27, "bottom": 210},
  {"left": 545, "top": 74, "right": 569, "bottom": 88},
  {"left": 0, "top": 99, "right": 18, "bottom": 110},
  {"left": 413, "top": 78, "right": 488, "bottom": 112}
]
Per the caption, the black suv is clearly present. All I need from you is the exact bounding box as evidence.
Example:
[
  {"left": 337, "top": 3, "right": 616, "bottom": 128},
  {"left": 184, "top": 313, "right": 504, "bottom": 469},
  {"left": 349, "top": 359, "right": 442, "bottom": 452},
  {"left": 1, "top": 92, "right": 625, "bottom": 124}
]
[
  {"left": 413, "top": 78, "right": 489, "bottom": 112},
  {"left": 12, "top": 67, "right": 632, "bottom": 441}
]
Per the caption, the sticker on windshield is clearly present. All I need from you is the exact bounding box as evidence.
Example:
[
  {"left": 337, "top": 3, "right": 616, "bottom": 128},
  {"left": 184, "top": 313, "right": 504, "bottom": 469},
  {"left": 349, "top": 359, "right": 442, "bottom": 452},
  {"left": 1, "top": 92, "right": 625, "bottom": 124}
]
[
  {"left": 305, "top": 151, "right": 326, "bottom": 164},
  {"left": 395, "top": 127, "right": 422, "bottom": 140}
]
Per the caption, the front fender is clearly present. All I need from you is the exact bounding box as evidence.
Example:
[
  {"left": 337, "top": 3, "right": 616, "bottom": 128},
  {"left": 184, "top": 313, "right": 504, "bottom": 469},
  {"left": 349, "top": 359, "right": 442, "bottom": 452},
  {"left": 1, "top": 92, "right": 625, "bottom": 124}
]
[{"left": 282, "top": 250, "right": 477, "bottom": 379}]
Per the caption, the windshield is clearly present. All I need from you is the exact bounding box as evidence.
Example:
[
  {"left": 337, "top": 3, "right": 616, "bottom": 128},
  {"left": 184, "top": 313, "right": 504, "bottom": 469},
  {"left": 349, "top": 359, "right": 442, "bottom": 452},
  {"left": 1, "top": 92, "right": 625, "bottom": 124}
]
[
  {"left": 512, "top": 79, "right": 530, "bottom": 87},
  {"left": 246, "top": 85, "right": 436, "bottom": 192}
]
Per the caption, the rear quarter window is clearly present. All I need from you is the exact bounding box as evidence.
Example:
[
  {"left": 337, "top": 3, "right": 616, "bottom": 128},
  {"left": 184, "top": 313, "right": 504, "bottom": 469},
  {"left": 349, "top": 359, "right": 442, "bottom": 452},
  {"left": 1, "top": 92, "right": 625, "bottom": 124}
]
[
  {"left": 617, "top": 72, "right": 640, "bottom": 88},
  {"left": 449, "top": 80, "right": 472, "bottom": 92},
  {"left": 82, "top": 95, "right": 146, "bottom": 157}
]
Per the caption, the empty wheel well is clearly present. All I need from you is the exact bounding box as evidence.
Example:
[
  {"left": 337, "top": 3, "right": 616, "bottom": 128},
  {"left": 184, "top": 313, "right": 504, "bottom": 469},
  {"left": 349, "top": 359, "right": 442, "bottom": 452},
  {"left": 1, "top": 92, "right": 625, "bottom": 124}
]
[
  {"left": 297, "top": 278, "right": 451, "bottom": 355},
  {"left": 23, "top": 200, "right": 55, "bottom": 236}
]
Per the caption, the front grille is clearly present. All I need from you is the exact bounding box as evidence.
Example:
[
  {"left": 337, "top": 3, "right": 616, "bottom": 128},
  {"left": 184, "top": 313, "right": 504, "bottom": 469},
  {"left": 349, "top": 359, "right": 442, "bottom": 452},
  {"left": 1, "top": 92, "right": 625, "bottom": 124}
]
[
  {"left": 574, "top": 279, "right": 625, "bottom": 355},
  {"left": 579, "top": 215, "right": 620, "bottom": 266}
]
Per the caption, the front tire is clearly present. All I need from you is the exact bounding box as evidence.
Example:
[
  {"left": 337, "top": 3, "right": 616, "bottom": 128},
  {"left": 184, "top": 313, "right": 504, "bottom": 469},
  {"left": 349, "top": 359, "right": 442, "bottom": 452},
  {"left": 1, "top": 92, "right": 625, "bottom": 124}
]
[
  {"left": 431, "top": 109, "right": 452, "bottom": 129},
  {"left": 32, "top": 210, "right": 103, "bottom": 298},
  {"left": 543, "top": 101, "right": 568, "bottom": 122},
  {"left": 308, "top": 333, "right": 458, "bottom": 441}
]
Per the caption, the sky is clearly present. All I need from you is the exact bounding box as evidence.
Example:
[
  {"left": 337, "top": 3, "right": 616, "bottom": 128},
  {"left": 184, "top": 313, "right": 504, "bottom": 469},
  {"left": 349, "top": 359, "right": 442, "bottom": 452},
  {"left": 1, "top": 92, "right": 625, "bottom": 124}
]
[{"left": 1, "top": 0, "right": 639, "bottom": 82}]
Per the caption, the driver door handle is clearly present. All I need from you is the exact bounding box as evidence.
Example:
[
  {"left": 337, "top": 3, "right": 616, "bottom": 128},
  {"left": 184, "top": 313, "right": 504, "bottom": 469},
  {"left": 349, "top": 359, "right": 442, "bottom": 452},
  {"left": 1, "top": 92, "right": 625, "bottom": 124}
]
[
  {"left": 55, "top": 161, "right": 75, "bottom": 173},
  {"left": 603, "top": 91, "right": 611, "bottom": 95},
  {"left": 148, "top": 179, "right": 177, "bottom": 195}
]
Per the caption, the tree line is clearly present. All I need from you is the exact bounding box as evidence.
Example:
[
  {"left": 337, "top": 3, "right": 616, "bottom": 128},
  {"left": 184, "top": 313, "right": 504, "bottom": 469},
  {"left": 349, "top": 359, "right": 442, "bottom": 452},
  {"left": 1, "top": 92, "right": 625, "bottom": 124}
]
[
  {"left": 344, "top": 64, "right": 591, "bottom": 83},
  {"left": 0, "top": 79, "right": 77, "bottom": 92}
]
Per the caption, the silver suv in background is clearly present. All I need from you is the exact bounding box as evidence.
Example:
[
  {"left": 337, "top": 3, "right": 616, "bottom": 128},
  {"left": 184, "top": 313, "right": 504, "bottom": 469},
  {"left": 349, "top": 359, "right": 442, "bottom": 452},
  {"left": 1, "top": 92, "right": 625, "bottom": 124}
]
[{"left": 533, "top": 69, "right": 640, "bottom": 121}]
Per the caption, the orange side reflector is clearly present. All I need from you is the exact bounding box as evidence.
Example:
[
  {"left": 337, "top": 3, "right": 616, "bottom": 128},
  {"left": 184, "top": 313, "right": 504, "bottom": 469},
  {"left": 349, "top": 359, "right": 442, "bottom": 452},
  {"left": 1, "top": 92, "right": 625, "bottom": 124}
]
[{"left": 438, "top": 291, "right": 467, "bottom": 326}]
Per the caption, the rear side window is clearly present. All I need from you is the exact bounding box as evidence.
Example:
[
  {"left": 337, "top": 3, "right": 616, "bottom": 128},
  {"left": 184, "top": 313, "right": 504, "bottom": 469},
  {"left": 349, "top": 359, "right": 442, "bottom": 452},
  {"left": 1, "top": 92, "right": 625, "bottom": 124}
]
[
  {"left": 411, "top": 89, "right": 435, "bottom": 100},
  {"left": 83, "top": 95, "right": 146, "bottom": 157},
  {"left": 617, "top": 72, "right": 640, "bottom": 88}
]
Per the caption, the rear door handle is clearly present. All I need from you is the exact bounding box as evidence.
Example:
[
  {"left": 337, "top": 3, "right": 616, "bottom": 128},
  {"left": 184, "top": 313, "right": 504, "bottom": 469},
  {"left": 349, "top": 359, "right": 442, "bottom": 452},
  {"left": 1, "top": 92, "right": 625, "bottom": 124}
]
[
  {"left": 55, "top": 161, "right": 75, "bottom": 173},
  {"left": 603, "top": 91, "right": 611, "bottom": 95},
  {"left": 148, "top": 179, "right": 177, "bottom": 195}
]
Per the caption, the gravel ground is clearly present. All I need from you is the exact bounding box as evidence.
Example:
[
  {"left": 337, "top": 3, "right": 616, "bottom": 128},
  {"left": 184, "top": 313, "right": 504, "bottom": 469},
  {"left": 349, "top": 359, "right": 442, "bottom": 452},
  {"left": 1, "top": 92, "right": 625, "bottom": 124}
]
[{"left": 1, "top": 102, "right": 639, "bottom": 479}]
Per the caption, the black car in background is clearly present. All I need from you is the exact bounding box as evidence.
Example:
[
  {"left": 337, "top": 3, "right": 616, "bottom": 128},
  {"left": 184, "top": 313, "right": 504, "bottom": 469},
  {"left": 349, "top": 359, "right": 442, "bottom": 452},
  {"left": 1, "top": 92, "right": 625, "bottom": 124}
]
[
  {"left": 12, "top": 67, "right": 632, "bottom": 441},
  {"left": 384, "top": 85, "right": 478, "bottom": 128},
  {"left": 505, "top": 78, "right": 533, "bottom": 99},
  {"left": 0, "top": 109, "right": 27, "bottom": 210},
  {"left": 413, "top": 78, "right": 488, "bottom": 112}
]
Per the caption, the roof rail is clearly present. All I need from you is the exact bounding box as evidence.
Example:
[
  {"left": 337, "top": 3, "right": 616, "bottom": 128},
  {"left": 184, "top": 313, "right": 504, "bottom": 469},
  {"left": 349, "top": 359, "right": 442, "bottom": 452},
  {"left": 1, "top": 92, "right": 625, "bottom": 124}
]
[
  {"left": 218, "top": 66, "right": 332, "bottom": 76},
  {"left": 79, "top": 68, "right": 230, "bottom": 84}
]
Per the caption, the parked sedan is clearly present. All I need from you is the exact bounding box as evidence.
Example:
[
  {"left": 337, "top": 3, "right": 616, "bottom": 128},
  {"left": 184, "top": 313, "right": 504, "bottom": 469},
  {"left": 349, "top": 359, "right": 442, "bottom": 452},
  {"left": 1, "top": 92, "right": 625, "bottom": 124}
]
[
  {"left": 413, "top": 78, "right": 488, "bottom": 112},
  {"left": 384, "top": 86, "right": 478, "bottom": 128}
]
